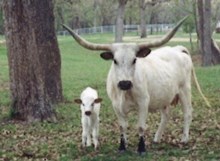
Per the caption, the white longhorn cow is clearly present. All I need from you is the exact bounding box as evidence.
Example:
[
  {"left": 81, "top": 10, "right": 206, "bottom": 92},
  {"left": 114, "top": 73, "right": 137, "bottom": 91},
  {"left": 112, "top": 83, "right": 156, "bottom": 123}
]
[{"left": 63, "top": 16, "right": 210, "bottom": 154}]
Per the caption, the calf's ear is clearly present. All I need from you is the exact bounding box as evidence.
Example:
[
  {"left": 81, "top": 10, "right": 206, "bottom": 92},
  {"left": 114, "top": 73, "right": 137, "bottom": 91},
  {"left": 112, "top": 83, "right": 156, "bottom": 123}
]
[
  {"left": 74, "top": 99, "right": 82, "bottom": 104},
  {"left": 136, "top": 47, "right": 151, "bottom": 58},
  {"left": 100, "top": 51, "right": 113, "bottom": 60},
  {"left": 94, "top": 98, "right": 102, "bottom": 103}
]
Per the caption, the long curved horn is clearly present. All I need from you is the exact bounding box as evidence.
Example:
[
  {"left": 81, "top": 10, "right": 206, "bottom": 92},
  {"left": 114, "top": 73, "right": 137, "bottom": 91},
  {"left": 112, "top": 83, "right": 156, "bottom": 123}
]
[
  {"left": 62, "top": 24, "right": 111, "bottom": 51},
  {"left": 139, "top": 16, "right": 189, "bottom": 49}
]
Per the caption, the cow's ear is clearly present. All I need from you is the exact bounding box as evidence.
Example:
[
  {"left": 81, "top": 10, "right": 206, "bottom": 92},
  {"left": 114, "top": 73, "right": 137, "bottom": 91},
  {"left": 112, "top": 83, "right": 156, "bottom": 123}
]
[
  {"left": 100, "top": 51, "right": 113, "bottom": 60},
  {"left": 74, "top": 99, "right": 82, "bottom": 104},
  {"left": 94, "top": 98, "right": 102, "bottom": 104},
  {"left": 136, "top": 47, "right": 151, "bottom": 58}
]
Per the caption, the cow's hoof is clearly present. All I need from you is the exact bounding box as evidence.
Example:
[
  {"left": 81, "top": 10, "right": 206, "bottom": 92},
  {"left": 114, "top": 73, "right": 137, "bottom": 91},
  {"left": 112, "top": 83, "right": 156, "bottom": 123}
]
[
  {"left": 118, "top": 145, "right": 126, "bottom": 153},
  {"left": 137, "top": 148, "right": 146, "bottom": 155},
  {"left": 137, "top": 136, "right": 146, "bottom": 155},
  {"left": 118, "top": 135, "right": 126, "bottom": 152}
]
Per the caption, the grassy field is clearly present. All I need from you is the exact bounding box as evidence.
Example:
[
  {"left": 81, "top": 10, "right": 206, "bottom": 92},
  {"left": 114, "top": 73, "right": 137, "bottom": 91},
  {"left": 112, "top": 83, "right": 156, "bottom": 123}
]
[{"left": 0, "top": 33, "right": 220, "bottom": 161}]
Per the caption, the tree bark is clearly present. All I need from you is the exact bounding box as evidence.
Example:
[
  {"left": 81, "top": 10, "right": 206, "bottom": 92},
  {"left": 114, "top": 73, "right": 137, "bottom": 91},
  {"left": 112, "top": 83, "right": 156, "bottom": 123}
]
[
  {"left": 202, "top": 0, "right": 212, "bottom": 66},
  {"left": 115, "top": 0, "right": 127, "bottom": 42},
  {"left": 0, "top": 1, "right": 3, "bottom": 34},
  {"left": 197, "top": 0, "right": 220, "bottom": 66},
  {"left": 3, "top": 0, "right": 63, "bottom": 122},
  {"left": 139, "top": 0, "right": 147, "bottom": 38}
]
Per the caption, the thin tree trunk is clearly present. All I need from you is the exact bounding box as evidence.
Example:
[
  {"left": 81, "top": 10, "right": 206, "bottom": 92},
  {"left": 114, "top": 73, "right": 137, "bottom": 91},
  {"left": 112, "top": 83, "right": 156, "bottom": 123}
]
[
  {"left": 202, "top": 0, "right": 212, "bottom": 66},
  {"left": 115, "top": 0, "right": 127, "bottom": 42},
  {"left": 139, "top": 0, "right": 147, "bottom": 38},
  {"left": 189, "top": 32, "right": 194, "bottom": 52},
  {"left": 3, "top": 0, "right": 62, "bottom": 122}
]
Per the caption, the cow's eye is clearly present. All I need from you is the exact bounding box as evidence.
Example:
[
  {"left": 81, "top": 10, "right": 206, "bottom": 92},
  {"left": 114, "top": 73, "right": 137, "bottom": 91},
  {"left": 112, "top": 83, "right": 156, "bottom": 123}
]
[
  {"left": 114, "top": 59, "right": 118, "bottom": 65},
  {"left": 132, "top": 58, "right": 137, "bottom": 65}
]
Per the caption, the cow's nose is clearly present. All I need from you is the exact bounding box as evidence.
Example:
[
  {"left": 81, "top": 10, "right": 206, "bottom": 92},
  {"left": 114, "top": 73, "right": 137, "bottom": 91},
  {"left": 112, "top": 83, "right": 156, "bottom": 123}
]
[
  {"left": 85, "top": 111, "right": 91, "bottom": 116},
  {"left": 118, "top": 81, "right": 133, "bottom": 90}
]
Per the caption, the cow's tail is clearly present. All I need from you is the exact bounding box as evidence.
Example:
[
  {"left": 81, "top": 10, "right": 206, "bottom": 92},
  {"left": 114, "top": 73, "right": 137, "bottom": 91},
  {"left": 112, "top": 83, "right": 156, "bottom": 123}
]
[
  {"left": 176, "top": 46, "right": 211, "bottom": 108},
  {"left": 191, "top": 67, "right": 211, "bottom": 107}
]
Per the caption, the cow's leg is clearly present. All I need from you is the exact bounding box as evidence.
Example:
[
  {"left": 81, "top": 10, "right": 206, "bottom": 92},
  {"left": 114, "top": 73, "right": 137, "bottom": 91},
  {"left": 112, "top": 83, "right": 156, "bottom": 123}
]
[
  {"left": 137, "top": 100, "right": 149, "bottom": 154},
  {"left": 115, "top": 109, "right": 128, "bottom": 152},
  {"left": 153, "top": 106, "right": 170, "bottom": 143},
  {"left": 92, "top": 122, "right": 99, "bottom": 150},
  {"left": 179, "top": 85, "right": 193, "bottom": 143}
]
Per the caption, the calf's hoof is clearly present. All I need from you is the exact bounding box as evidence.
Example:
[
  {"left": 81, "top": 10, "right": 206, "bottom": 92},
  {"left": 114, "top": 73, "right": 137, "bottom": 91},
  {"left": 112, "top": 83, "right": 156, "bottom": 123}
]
[
  {"left": 181, "top": 136, "right": 189, "bottom": 144},
  {"left": 92, "top": 143, "right": 99, "bottom": 151}
]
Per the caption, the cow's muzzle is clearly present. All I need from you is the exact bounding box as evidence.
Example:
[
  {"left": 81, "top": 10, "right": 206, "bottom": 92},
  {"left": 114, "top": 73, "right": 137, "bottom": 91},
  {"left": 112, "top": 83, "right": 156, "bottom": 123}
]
[
  {"left": 85, "top": 111, "right": 92, "bottom": 116},
  {"left": 118, "top": 80, "right": 133, "bottom": 90}
]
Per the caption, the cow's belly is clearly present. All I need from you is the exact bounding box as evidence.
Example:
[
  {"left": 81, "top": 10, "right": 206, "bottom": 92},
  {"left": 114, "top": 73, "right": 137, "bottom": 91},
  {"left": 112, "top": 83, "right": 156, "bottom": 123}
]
[
  {"left": 148, "top": 94, "right": 175, "bottom": 110},
  {"left": 147, "top": 81, "right": 179, "bottom": 110}
]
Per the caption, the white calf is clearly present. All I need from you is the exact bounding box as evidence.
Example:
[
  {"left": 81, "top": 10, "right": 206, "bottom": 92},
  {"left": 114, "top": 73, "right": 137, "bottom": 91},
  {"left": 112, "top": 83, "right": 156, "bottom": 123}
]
[{"left": 74, "top": 87, "right": 102, "bottom": 150}]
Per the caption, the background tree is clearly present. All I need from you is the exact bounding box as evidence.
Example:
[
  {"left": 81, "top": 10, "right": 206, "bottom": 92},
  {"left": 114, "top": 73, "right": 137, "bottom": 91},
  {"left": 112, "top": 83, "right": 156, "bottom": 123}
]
[
  {"left": 139, "top": 0, "right": 148, "bottom": 38},
  {"left": 99, "top": 0, "right": 117, "bottom": 26},
  {"left": 3, "top": 0, "right": 63, "bottom": 122},
  {"left": 125, "top": 0, "right": 138, "bottom": 25},
  {"left": 115, "top": 0, "right": 128, "bottom": 42},
  {"left": 0, "top": 1, "right": 3, "bottom": 34},
  {"left": 197, "top": 0, "right": 220, "bottom": 66},
  {"left": 172, "top": 0, "right": 196, "bottom": 51},
  {"left": 182, "top": 15, "right": 195, "bottom": 52}
]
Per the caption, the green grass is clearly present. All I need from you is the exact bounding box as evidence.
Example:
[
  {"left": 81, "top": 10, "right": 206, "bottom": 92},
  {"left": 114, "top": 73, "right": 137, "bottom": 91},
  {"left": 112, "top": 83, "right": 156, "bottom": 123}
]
[{"left": 0, "top": 33, "right": 220, "bottom": 160}]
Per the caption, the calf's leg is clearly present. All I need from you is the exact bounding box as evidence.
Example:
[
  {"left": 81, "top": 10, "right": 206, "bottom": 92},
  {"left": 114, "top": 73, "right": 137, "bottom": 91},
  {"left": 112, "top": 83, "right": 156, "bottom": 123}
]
[
  {"left": 86, "top": 129, "right": 92, "bottom": 146},
  {"left": 82, "top": 126, "right": 90, "bottom": 148},
  {"left": 92, "top": 122, "right": 99, "bottom": 150}
]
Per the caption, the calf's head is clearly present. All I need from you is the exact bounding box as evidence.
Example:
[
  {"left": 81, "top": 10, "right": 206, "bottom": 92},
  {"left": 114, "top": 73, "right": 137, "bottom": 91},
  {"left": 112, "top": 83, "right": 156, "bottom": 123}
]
[{"left": 75, "top": 98, "right": 102, "bottom": 116}]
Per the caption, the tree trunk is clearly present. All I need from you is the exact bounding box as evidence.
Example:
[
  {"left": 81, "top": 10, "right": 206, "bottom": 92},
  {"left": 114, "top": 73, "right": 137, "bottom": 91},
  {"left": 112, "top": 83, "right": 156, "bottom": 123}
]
[
  {"left": 115, "top": 0, "right": 127, "bottom": 42},
  {"left": 197, "top": 0, "right": 220, "bottom": 66},
  {"left": 3, "top": 0, "right": 63, "bottom": 122},
  {"left": 211, "top": 39, "right": 220, "bottom": 64},
  {"left": 0, "top": 1, "right": 3, "bottom": 34},
  {"left": 202, "top": 0, "right": 212, "bottom": 66},
  {"left": 139, "top": 0, "right": 147, "bottom": 38}
]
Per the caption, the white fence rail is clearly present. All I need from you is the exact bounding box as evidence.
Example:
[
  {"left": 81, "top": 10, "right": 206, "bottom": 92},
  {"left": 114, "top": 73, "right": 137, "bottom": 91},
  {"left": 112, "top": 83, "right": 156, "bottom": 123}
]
[{"left": 57, "top": 24, "right": 175, "bottom": 36}]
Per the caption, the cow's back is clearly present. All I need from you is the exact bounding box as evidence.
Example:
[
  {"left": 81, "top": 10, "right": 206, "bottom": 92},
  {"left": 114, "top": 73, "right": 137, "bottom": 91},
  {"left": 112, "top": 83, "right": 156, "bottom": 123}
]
[{"left": 139, "top": 46, "right": 192, "bottom": 109}]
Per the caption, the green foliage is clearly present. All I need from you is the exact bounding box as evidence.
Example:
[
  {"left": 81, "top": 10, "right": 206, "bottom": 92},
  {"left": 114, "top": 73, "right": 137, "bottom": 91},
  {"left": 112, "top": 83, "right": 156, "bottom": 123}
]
[
  {"left": 0, "top": 33, "right": 220, "bottom": 160},
  {"left": 182, "top": 15, "right": 195, "bottom": 33}
]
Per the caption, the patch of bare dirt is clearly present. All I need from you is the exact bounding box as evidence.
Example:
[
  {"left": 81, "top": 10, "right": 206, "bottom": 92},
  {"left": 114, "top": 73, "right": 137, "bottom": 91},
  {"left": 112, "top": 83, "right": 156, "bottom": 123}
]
[
  {"left": 192, "top": 54, "right": 202, "bottom": 66},
  {"left": 0, "top": 40, "right": 6, "bottom": 45}
]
